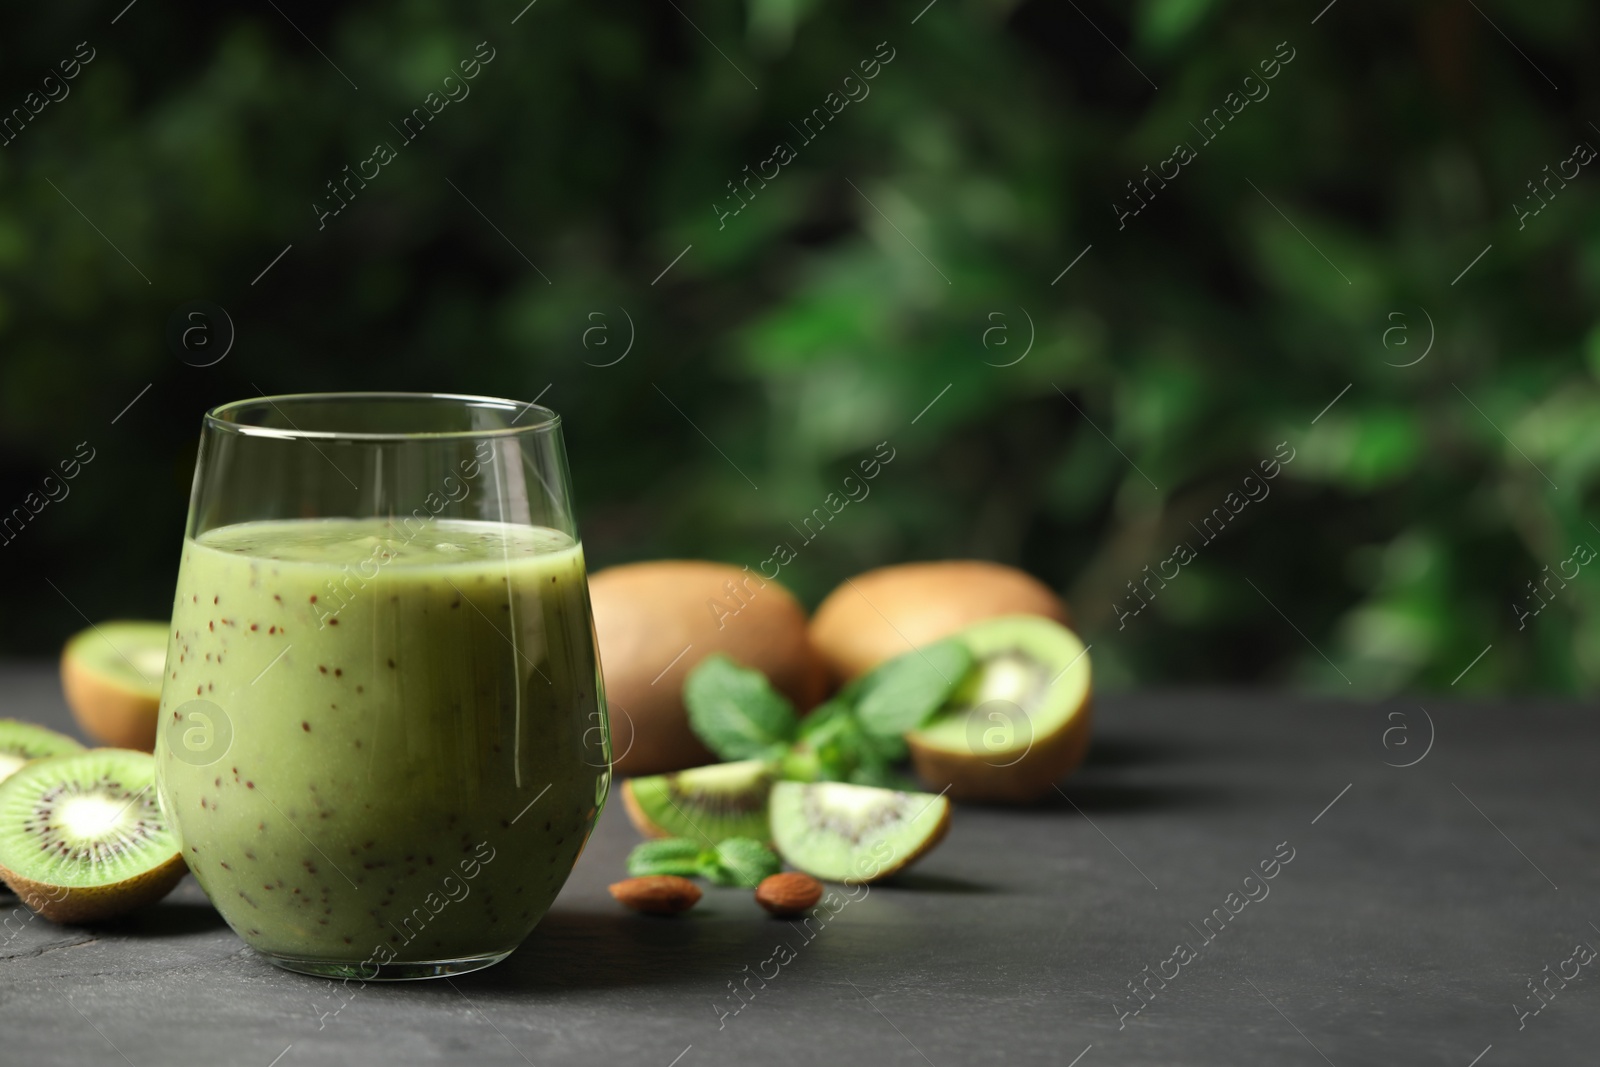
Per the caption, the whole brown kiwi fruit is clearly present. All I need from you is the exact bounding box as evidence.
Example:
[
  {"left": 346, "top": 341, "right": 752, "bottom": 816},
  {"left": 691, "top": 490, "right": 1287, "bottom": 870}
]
[
  {"left": 808, "top": 560, "right": 1070, "bottom": 682},
  {"left": 590, "top": 561, "right": 827, "bottom": 775}
]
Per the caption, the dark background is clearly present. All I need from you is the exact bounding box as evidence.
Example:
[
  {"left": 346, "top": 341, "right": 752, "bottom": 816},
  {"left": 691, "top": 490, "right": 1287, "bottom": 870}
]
[{"left": 0, "top": 0, "right": 1594, "bottom": 695}]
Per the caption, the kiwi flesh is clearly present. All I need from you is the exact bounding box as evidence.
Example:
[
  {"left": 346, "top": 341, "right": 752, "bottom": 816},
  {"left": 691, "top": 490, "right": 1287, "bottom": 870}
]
[
  {"left": 60, "top": 621, "right": 169, "bottom": 752},
  {"left": 0, "top": 748, "right": 185, "bottom": 923},
  {"left": 622, "top": 758, "right": 776, "bottom": 843},
  {"left": 769, "top": 780, "right": 951, "bottom": 884},
  {"left": 0, "top": 720, "right": 84, "bottom": 785},
  {"left": 907, "top": 615, "right": 1092, "bottom": 804}
]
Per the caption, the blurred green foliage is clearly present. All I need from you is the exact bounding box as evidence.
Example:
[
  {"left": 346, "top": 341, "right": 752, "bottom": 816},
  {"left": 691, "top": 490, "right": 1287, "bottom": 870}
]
[{"left": 1, "top": 0, "right": 1597, "bottom": 696}]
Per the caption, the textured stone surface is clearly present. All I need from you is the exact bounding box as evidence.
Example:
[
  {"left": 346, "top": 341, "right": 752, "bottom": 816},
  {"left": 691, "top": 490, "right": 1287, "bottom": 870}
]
[{"left": 2, "top": 662, "right": 1594, "bottom": 1065}]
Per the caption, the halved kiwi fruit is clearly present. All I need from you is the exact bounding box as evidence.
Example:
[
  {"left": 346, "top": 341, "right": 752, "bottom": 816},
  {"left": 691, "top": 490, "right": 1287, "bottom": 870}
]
[
  {"left": 0, "top": 720, "right": 84, "bottom": 785},
  {"left": 769, "top": 780, "right": 951, "bottom": 884},
  {"left": 907, "top": 615, "right": 1092, "bottom": 804},
  {"left": 622, "top": 758, "right": 775, "bottom": 843},
  {"left": 0, "top": 749, "right": 185, "bottom": 923},
  {"left": 60, "top": 621, "right": 169, "bottom": 752}
]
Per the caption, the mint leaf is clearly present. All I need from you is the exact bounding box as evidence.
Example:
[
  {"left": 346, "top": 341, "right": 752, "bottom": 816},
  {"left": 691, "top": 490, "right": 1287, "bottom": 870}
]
[
  {"left": 627, "top": 838, "right": 705, "bottom": 877},
  {"left": 702, "top": 837, "right": 781, "bottom": 887},
  {"left": 805, "top": 710, "right": 863, "bottom": 782},
  {"left": 784, "top": 701, "right": 861, "bottom": 782},
  {"left": 796, "top": 698, "right": 852, "bottom": 742},
  {"left": 860, "top": 726, "right": 908, "bottom": 765},
  {"left": 853, "top": 639, "right": 975, "bottom": 739},
  {"left": 791, "top": 706, "right": 913, "bottom": 783},
  {"left": 843, "top": 728, "right": 917, "bottom": 789},
  {"left": 684, "top": 655, "right": 800, "bottom": 761},
  {"left": 629, "top": 836, "right": 781, "bottom": 886}
]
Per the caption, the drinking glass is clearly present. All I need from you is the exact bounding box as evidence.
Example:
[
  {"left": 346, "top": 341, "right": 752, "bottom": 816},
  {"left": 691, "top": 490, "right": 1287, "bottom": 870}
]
[{"left": 155, "top": 393, "right": 611, "bottom": 980}]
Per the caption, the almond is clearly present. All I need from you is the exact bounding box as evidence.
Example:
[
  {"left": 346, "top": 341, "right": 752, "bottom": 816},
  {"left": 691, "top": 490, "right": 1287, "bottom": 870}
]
[
  {"left": 609, "top": 875, "right": 702, "bottom": 915},
  {"left": 754, "top": 872, "right": 824, "bottom": 917}
]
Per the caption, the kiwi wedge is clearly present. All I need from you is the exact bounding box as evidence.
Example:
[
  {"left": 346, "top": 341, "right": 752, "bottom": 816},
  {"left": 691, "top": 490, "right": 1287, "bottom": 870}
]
[
  {"left": 0, "top": 748, "right": 185, "bottom": 923},
  {"left": 0, "top": 719, "right": 84, "bottom": 785},
  {"left": 60, "top": 621, "right": 168, "bottom": 752},
  {"left": 769, "top": 780, "right": 951, "bottom": 884},
  {"left": 622, "top": 759, "right": 775, "bottom": 843},
  {"left": 907, "top": 615, "right": 1092, "bottom": 804}
]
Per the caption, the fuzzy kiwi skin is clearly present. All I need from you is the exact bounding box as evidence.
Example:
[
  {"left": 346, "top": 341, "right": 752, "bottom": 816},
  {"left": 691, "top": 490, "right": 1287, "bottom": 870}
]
[
  {"left": 589, "top": 561, "right": 828, "bottom": 775},
  {"left": 0, "top": 852, "right": 187, "bottom": 925},
  {"left": 60, "top": 648, "right": 160, "bottom": 752},
  {"left": 853, "top": 800, "right": 953, "bottom": 884},
  {"left": 809, "top": 561, "right": 1071, "bottom": 683},
  {"left": 908, "top": 696, "right": 1094, "bottom": 805}
]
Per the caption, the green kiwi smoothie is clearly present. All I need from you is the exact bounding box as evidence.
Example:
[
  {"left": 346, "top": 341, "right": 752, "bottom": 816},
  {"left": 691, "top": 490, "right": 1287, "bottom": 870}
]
[{"left": 155, "top": 517, "right": 609, "bottom": 969}]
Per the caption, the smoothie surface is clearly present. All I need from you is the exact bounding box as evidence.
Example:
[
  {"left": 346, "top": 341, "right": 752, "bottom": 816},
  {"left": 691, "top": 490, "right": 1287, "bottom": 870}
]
[{"left": 196, "top": 517, "right": 576, "bottom": 567}]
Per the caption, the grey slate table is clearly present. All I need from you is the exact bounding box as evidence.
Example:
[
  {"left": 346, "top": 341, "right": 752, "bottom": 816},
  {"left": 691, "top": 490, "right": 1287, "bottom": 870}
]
[{"left": 2, "top": 660, "right": 1595, "bottom": 1066}]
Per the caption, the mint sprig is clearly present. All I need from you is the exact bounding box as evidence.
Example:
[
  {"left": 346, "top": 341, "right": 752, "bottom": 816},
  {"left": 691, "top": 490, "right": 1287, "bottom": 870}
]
[
  {"left": 682, "top": 643, "right": 978, "bottom": 791},
  {"left": 626, "top": 838, "right": 704, "bottom": 877},
  {"left": 706, "top": 838, "right": 781, "bottom": 887},
  {"left": 683, "top": 654, "right": 799, "bottom": 761},
  {"left": 626, "top": 836, "right": 780, "bottom": 887},
  {"left": 852, "top": 639, "right": 974, "bottom": 739}
]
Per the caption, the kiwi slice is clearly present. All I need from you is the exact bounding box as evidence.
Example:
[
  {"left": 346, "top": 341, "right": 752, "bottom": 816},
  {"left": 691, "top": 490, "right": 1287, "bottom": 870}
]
[
  {"left": 907, "top": 614, "right": 1092, "bottom": 804},
  {"left": 60, "top": 621, "right": 168, "bottom": 752},
  {"left": 0, "top": 720, "right": 84, "bottom": 785},
  {"left": 0, "top": 749, "right": 185, "bottom": 923},
  {"left": 769, "top": 780, "right": 951, "bottom": 884},
  {"left": 622, "top": 759, "right": 775, "bottom": 843}
]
